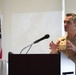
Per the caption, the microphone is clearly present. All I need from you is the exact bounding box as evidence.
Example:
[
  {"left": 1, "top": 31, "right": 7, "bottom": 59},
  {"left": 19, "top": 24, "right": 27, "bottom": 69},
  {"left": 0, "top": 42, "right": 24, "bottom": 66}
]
[
  {"left": 34, "top": 34, "right": 50, "bottom": 44},
  {"left": 20, "top": 34, "right": 50, "bottom": 54}
]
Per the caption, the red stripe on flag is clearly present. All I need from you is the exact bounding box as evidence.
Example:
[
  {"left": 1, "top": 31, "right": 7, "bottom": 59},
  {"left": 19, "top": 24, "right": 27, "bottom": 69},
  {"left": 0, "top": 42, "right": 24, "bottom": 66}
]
[{"left": 0, "top": 49, "right": 2, "bottom": 59}]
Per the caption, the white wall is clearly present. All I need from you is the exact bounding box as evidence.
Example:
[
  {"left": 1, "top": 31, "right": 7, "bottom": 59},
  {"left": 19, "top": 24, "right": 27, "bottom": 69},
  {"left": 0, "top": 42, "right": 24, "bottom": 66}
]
[
  {"left": 11, "top": 12, "right": 62, "bottom": 54},
  {"left": 1, "top": 0, "right": 62, "bottom": 60},
  {"left": 65, "top": 0, "right": 76, "bottom": 13},
  {"left": 0, "top": 0, "right": 1, "bottom": 15}
]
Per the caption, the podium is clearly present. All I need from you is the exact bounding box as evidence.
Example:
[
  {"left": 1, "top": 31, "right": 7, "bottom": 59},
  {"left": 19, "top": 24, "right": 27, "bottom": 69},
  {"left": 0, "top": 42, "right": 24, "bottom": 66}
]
[{"left": 8, "top": 53, "right": 60, "bottom": 75}]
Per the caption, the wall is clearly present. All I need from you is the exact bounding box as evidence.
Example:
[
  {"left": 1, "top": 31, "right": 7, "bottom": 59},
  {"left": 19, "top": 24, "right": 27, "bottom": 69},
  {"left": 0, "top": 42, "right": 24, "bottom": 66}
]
[
  {"left": 1, "top": 0, "right": 62, "bottom": 60},
  {"left": 65, "top": 0, "right": 76, "bottom": 13},
  {"left": 0, "top": 1, "right": 1, "bottom": 14}
]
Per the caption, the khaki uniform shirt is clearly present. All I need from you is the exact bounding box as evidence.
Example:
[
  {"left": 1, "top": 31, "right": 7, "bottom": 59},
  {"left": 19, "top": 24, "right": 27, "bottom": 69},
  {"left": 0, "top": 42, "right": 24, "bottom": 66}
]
[{"left": 58, "top": 35, "right": 76, "bottom": 63}]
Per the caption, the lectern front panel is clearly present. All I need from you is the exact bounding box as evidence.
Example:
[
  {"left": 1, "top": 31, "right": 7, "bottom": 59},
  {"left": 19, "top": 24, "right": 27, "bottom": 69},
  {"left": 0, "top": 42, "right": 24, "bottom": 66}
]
[{"left": 8, "top": 53, "right": 60, "bottom": 75}]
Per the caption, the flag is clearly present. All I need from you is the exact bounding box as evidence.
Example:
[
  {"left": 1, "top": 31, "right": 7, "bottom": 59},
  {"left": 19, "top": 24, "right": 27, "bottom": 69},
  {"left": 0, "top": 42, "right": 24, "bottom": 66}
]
[
  {"left": 0, "top": 49, "right": 2, "bottom": 59},
  {"left": 0, "top": 19, "right": 2, "bottom": 59}
]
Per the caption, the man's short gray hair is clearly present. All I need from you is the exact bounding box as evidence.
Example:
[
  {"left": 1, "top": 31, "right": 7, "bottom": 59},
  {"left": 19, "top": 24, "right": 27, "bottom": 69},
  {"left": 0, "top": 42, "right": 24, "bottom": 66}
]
[{"left": 66, "top": 13, "right": 76, "bottom": 23}]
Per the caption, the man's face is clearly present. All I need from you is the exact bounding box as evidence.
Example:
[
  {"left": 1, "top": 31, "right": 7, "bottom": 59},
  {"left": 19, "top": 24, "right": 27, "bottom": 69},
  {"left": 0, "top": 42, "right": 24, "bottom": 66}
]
[{"left": 64, "top": 16, "right": 76, "bottom": 32}]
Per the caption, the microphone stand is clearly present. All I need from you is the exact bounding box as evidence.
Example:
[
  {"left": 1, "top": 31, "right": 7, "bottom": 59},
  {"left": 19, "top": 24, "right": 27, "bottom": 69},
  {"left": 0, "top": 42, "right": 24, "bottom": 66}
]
[
  {"left": 20, "top": 34, "right": 50, "bottom": 54},
  {"left": 20, "top": 42, "right": 34, "bottom": 54}
]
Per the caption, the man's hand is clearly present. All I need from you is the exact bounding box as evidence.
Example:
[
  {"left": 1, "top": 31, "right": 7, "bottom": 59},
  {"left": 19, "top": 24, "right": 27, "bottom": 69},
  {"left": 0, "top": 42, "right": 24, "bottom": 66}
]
[
  {"left": 67, "top": 40, "right": 76, "bottom": 52},
  {"left": 49, "top": 41, "right": 60, "bottom": 54}
]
